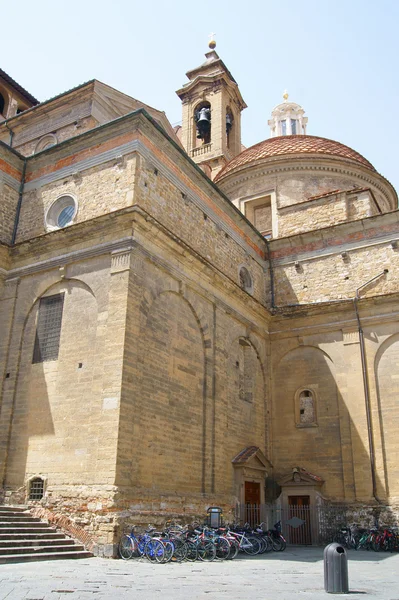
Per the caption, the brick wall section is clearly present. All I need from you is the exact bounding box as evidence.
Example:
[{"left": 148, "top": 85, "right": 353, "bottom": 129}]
[
  {"left": 0, "top": 144, "right": 23, "bottom": 244},
  {"left": 278, "top": 190, "right": 379, "bottom": 237},
  {"left": 16, "top": 117, "right": 98, "bottom": 156},
  {"left": 16, "top": 153, "right": 139, "bottom": 241},
  {"left": 31, "top": 506, "right": 97, "bottom": 552},
  {"left": 270, "top": 211, "right": 399, "bottom": 304}
]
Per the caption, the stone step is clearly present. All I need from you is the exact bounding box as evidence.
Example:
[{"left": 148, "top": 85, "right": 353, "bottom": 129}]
[
  {"left": 0, "top": 527, "right": 58, "bottom": 536},
  {"left": 0, "top": 543, "right": 85, "bottom": 556},
  {"left": 0, "top": 514, "right": 41, "bottom": 522},
  {"left": 0, "top": 538, "right": 75, "bottom": 548},
  {"left": 0, "top": 521, "right": 54, "bottom": 529},
  {"left": 0, "top": 550, "right": 92, "bottom": 564},
  {"left": 0, "top": 532, "right": 63, "bottom": 540},
  {"left": 0, "top": 506, "right": 92, "bottom": 564},
  {"left": 0, "top": 506, "right": 27, "bottom": 513}
]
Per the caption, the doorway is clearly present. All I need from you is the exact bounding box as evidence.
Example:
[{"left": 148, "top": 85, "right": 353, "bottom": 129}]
[
  {"left": 245, "top": 481, "right": 260, "bottom": 526},
  {"left": 288, "top": 495, "right": 312, "bottom": 544}
]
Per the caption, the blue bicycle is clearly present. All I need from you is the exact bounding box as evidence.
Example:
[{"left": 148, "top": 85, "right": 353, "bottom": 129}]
[{"left": 119, "top": 526, "right": 164, "bottom": 562}]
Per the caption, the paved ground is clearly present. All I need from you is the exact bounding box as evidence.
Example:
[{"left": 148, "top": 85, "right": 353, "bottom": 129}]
[{"left": 0, "top": 547, "right": 399, "bottom": 600}]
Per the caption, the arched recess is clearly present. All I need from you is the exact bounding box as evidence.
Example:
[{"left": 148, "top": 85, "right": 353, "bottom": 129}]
[
  {"left": 226, "top": 336, "right": 267, "bottom": 452},
  {"left": 273, "top": 345, "right": 344, "bottom": 498},
  {"left": 34, "top": 134, "right": 58, "bottom": 153},
  {"left": 136, "top": 290, "right": 206, "bottom": 494},
  {"left": 5, "top": 278, "right": 100, "bottom": 492},
  {"left": 374, "top": 332, "right": 399, "bottom": 499}
]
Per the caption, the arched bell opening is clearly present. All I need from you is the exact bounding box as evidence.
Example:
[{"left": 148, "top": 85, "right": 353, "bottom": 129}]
[
  {"left": 194, "top": 101, "right": 211, "bottom": 147},
  {"left": 226, "top": 106, "right": 234, "bottom": 150},
  {"left": 0, "top": 88, "right": 9, "bottom": 119}
]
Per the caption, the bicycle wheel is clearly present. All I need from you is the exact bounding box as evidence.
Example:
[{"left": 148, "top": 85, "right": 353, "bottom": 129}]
[
  {"left": 243, "top": 535, "right": 261, "bottom": 555},
  {"left": 262, "top": 535, "right": 273, "bottom": 553},
  {"left": 271, "top": 537, "right": 284, "bottom": 551},
  {"left": 186, "top": 540, "right": 198, "bottom": 562},
  {"left": 197, "top": 540, "right": 216, "bottom": 562},
  {"left": 215, "top": 537, "right": 230, "bottom": 560},
  {"left": 162, "top": 540, "right": 174, "bottom": 563},
  {"left": 145, "top": 539, "right": 165, "bottom": 563},
  {"left": 226, "top": 540, "right": 239, "bottom": 560},
  {"left": 119, "top": 535, "right": 135, "bottom": 560},
  {"left": 172, "top": 539, "right": 188, "bottom": 562}
]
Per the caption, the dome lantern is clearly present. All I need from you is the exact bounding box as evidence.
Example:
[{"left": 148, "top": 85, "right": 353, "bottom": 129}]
[{"left": 268, "top": 92, "right": 308, "bottom": 137}]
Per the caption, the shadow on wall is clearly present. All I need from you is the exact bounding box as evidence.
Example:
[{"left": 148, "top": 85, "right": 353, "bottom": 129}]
[{"left": 5, "top": 279, "right": 99, "bottom": 498}]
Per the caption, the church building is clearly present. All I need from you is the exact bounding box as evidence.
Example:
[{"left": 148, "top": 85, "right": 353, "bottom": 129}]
[{"left": 0, "top": 41, "right": 398, "bottom": 555}]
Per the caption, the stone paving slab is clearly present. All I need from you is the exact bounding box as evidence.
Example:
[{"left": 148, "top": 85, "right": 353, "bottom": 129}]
[{"left": 0, "top": 547, "right": 398, "bottom": 599}]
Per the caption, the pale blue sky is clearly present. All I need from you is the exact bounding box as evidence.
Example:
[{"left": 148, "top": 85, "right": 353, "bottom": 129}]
[{"left": 2, "top": 0, "right": 398, "bottom": 194}]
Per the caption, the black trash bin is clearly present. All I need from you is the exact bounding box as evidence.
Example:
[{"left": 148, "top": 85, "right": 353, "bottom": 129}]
[
  {"left": 324, "top": 542, "right": 349, "bottom": 594},
  {"left": 207, "top": 506, "right": 223, "bottom": 528}
]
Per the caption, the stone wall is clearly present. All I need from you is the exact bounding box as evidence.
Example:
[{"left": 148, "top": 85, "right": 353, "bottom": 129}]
[
  {"left": 270, "top": 211, "right": 399, "bottom": 305},
  {"left": 270, "top": 294, "right": 399, "bottom": 506}
]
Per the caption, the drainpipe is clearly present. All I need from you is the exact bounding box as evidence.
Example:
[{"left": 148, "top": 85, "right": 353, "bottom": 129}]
[
  {"left": 4, "top": 122, "right": 14, "bottom": 147},
  {"left": 11, "top": 159, "right": 27, "bottom": 244},
  {"left": 265, "top": 239, "right": 276, "bottom": 309},
  {"left": 353, "top": 270, "right": 388, "bottom": 505}
]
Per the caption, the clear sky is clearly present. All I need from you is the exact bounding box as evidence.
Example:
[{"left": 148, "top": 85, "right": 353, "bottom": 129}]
[{"left": 2, "top": 0, "right": 398, "bottom": 195}]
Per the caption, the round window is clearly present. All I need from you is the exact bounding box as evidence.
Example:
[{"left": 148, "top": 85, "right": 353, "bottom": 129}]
[{"left": 45, "top": 195, "right": 77, "bottom": 231}]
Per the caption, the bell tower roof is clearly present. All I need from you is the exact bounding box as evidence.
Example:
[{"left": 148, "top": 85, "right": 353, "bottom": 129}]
[{"left": 176, "top": 48, "right": 246, "bottom": 111}]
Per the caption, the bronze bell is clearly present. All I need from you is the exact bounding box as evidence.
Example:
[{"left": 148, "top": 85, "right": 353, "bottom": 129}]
[
  {"left": 226, "top": 113, "right": 233, "bottom": 134},
  {"left": 196, "top": 107, "right": 211, "bottom": 139}
]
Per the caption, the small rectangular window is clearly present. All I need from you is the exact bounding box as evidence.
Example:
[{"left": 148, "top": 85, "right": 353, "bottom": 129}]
[
  {"left": 32, "top": 293, "right": 64, "bottom": 363},
  {"left": 291, "top": 119, "right": 297, "bottom": 134},
  {"left": 281, "top": 120, "right": 287, "bottom": 135}
]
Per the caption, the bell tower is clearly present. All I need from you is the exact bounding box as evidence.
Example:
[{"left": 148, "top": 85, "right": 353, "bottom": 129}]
[{"left": 176, "top": 38, "right": 246, "bottom": 180}]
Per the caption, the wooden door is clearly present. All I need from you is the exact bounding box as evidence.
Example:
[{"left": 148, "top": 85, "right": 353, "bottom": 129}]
[
  {"left": 245, "top": 481, "right": 260, "bottom": 526},
  {"left": 288, "top": 495, "right": 312, "bottom": 544}
]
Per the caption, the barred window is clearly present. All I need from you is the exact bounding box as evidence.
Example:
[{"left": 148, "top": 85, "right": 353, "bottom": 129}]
[
  {"left": 32, "top": 293, "right": 64, "bottom": 363},
  {"left": 29, "top": 477, "right": 44, "bottom": 500}
]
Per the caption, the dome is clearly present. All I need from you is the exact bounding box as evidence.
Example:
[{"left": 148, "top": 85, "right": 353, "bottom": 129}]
[{"left": 215, "top": 135, "right": 376, "bottom": 182}]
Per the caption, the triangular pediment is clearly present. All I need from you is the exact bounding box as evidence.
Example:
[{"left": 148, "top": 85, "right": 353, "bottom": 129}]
[
  {"left": 277, "top": 467, "right": 324, "bottom": 487},
  {"left": 232, "top": 446, "right": 272, "bottom": 471}
]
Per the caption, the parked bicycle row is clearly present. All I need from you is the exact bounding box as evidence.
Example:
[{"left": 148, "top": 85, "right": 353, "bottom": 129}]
[
  {"left": 334, "top": 524, "right": 399, "bottom": 551},
  {"left": 118, "top": 520, "right": 286, "bottom": 562}
]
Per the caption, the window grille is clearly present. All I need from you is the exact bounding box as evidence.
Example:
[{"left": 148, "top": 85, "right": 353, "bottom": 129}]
[
  {"left": 29, "top": 477, "right": 44, "bottom": 500},
  {"left": 32, "top": 293, "right": 64, "bottom": 363}
]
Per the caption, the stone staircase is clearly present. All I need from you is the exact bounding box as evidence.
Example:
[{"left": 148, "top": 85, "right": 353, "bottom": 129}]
[{"left": 0, "top": 506, "right": 92, "bottom": 563}]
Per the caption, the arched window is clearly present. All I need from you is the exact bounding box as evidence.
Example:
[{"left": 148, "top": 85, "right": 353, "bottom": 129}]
[
  {"left": 29, "top": 477, "right": 45, "bottom": 500},
  {"left": 295, "top": 387, "right": 317, "bottom": 427},
  {"left": 194, "top": 101, "right": 211, "bottom": 145},
  {"left": 239, "top": 266, "right": 253, "bottom": 294}
]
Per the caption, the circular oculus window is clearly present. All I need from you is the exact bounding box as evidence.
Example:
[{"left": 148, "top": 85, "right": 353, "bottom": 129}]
[{"left": 46, "top": 195, "right": 77, "bottom": 230}]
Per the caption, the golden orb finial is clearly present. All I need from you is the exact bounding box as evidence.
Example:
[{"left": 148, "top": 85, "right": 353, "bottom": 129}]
[
  {"left": 208, "top": 32, "right": 216, "bottom": 49},
  {"left": 283, "top": 90, "right": 289, "bottom": 101}
]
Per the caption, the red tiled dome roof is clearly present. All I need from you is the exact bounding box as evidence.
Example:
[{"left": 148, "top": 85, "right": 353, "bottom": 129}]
[{"left": 215, "top": 135, "right": 375, "bottom": 182}]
